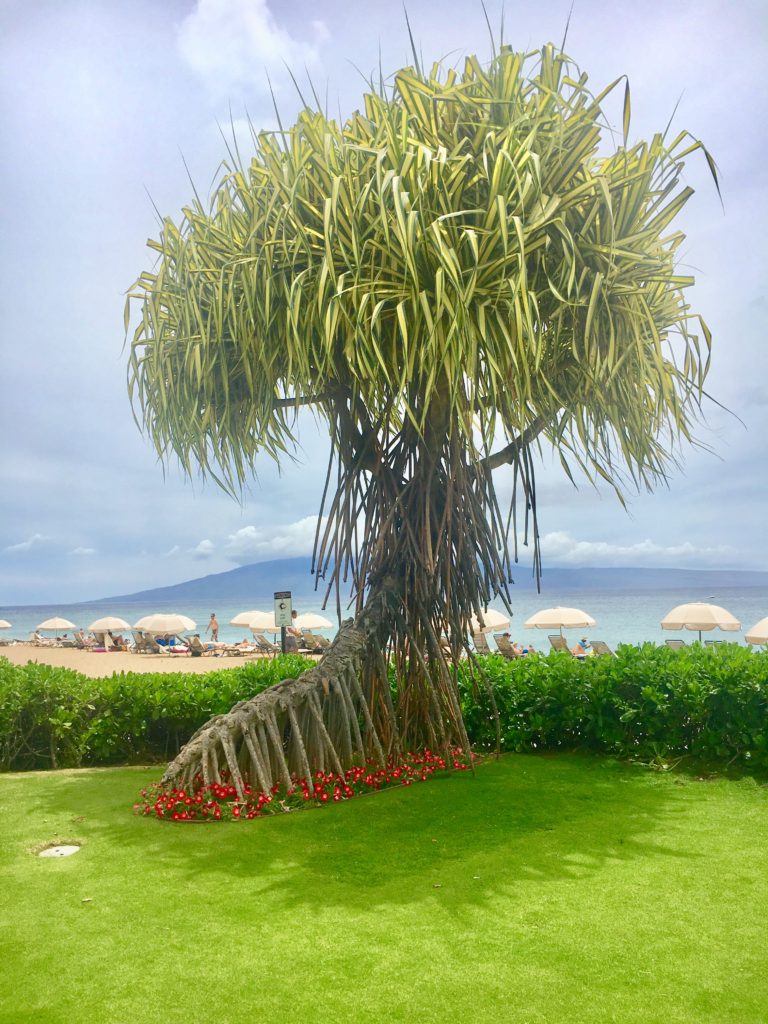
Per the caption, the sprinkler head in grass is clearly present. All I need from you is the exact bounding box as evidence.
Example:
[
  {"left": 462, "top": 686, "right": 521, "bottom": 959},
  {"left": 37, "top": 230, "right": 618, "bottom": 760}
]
[{"left": 37, "top": 843, "right": 81, "bottom": 858}]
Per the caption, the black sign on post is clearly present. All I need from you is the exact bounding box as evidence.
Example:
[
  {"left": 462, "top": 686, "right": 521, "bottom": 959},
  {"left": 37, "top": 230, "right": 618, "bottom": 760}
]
[{"left": 274, "top": 591, "right": 293, "bottom": 655}]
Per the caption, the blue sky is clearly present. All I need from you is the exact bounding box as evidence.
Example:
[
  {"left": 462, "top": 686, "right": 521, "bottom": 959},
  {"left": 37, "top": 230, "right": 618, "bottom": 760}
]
[{"left": 0, "top": 0, "right": 766, "bottom": 604}]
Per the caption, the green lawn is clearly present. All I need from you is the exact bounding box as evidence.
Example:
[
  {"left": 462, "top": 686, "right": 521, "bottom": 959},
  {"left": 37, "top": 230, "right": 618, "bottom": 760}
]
[{"left": 0, "top": 755, "right": 765, "bottom": 1024}]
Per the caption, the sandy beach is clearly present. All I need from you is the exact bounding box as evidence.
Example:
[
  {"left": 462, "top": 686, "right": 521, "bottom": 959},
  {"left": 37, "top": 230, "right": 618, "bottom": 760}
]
[{"left": 0, "top": 642, "right": 272, "bottom": 678}]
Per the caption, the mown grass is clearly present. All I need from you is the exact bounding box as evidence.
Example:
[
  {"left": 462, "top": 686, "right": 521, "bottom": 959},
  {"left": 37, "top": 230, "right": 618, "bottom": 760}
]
[{"left": 0, "top": 754, "right": 766, "bottom": 1024}]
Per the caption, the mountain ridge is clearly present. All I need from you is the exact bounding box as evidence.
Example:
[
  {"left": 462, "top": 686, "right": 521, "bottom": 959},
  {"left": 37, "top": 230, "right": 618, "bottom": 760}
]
[{"left": 82, "top": 557, "right": 768, "bottom": 608}]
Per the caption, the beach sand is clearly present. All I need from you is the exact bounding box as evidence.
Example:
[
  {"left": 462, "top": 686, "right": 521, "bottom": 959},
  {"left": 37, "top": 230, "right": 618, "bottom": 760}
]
[{"left": 1, "top": 643, "right": 271, "bottom": 678}]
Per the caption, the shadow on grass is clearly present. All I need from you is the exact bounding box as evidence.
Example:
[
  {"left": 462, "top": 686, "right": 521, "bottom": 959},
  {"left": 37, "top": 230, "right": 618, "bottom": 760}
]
[{"left": 3, "top": 752, "right": 710, "bottom": 915}]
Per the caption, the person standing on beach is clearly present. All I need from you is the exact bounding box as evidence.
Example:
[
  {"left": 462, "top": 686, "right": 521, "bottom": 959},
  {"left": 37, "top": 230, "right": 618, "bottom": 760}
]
[
  {"left": 284, "top": 609, "right": 302, "bottom": 653},
  {"left": 206, "top": 613, "right": 219, "bottom": 642}
]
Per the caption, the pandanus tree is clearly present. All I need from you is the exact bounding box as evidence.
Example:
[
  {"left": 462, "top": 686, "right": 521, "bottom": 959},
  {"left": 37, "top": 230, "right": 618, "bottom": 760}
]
[{"left": 128, "top": 43, "right": 715, "bottom": 798}]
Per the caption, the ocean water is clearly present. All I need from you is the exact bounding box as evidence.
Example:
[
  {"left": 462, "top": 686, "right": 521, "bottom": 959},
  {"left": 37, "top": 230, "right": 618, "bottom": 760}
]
[{"left": 2, "top": 585, "right": 767, "bottom": 651}]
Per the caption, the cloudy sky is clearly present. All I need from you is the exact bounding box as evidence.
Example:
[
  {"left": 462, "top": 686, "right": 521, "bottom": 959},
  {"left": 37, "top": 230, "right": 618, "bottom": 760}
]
[{"left": 1, "top": 0, "right": 766, "bottom": 604}]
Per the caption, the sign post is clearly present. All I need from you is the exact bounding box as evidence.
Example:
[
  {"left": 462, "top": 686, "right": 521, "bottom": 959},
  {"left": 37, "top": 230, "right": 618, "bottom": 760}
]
[{"left": 274, "top": 591, "right": 293, "bottom": 655}]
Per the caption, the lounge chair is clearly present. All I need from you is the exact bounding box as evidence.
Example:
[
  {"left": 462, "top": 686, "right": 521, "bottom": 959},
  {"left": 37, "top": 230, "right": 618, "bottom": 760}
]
[
  {"left": 220, "top": 642, "right": 248, "bottom": 656},
  {"left": 548, "top": 634, "right": 569, "bottom": 653},
  {"left": 304, "top": 630, "right": 330, "bottom": 650},
  {"left": 704, "top": 640, "right": 726, "bottom": 648},
  {"left": 90, "top": 632, "right": 115, "bottom": 652},
  {"left": 131, "top": 630, "right": 155, "bottom": 653},
  {"left": 493, "top": 634, "right": 522, "bottom": 660},
  {"left": 188, "top": 635, "right": 216, "bottom": 657},
  {"left": 665, "top": 639, "right": 686, "bottom": 649},
  {"left": 254, "top": 633, "right": 281, "bottom": 656},
  {"left": 145, "top": 636, "right": 172, "bottom": 655},
  {"left": 591, "top": 640, "right": 615, "bottom": 657},
  {"left": 472, "top": 633, "right": 491, "bottom": 655},
  {"left": 301, "top": 631, "right": 325, "bottom": 654}
]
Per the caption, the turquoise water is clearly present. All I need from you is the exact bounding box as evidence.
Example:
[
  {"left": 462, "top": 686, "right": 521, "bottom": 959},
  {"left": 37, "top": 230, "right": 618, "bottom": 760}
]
[{"left": 2, "top": 585, "right": 767, "bottom": 650}]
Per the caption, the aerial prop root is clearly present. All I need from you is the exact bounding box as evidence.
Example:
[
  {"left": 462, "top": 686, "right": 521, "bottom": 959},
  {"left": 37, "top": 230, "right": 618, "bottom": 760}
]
[{"left": 160, "top": 617, "right": 398, "bottom": 801}]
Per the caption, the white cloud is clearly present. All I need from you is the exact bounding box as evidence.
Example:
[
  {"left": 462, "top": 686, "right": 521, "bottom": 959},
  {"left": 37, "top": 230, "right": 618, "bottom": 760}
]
[
  {"left": 162, "top": 545, "right": 181, "bottom": 558},
  {"left": 224, "top": 515, "right": 324, "bottom": 564},
  {"left": 177, "top": 0, "right": 327, "bottom": 98},
  {"left": 4, "top": 533, "right": 50, "bottom": 553},
  {"left": 192, "top": 539, "right": 216, "bottom": 559},
  {"left": 537, "top": 531, "right": 735, "bottom": 568},
  {"left": 69, "top": 546, "right": 96, "bottom": 556}
]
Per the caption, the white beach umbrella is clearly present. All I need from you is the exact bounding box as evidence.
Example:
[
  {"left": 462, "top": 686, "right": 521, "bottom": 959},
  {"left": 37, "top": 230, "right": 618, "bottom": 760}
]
[
  {"left": 36, "top": 617, "right": 77, "bottom": 631},
  {"left": 88, "top": 616, "right": 131, "bottom": 632},
  {"left": 0, "top": 620, "right": 11, "bottom": 629},
  {"left": 469, "top": 608, "right": 511, "bottom": 634},
  {"left": 660, "top": 602, "right": 741, "bottom": 642},
  {"left": 230, "top": 609, "right": 268, "bottom": 627},
  {"left": 133, "top": 613, "right": 196, "bottom": 634},
  {"left": 745, "top": 617, "right": 768, "bottom": 645},
  {"left": 246, "top": 611, "right": 279, "bottom": 633},
  {"left": 524, "top": 607, "right": 596, "bottom": 636},
  {"left": 293, "top": 612, "right": 334, "bottom": 629}
]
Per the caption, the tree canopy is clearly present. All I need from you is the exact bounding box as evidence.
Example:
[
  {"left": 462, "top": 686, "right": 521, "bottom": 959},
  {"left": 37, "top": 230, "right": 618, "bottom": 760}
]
[{"left": 129, "top": 43, "right": 713, "bottom": 499}]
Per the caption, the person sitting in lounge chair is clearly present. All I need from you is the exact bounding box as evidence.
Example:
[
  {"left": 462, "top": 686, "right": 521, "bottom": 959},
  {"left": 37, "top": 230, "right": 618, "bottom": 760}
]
[
  {"left": 501, "top": 633, "right": 524, "bottom": 656},
  {"left": 108, "top": 631, "right": 128, "bottom": 651},
  {"left": 571, "top": 637, "right": 595, "bottom": 658}
]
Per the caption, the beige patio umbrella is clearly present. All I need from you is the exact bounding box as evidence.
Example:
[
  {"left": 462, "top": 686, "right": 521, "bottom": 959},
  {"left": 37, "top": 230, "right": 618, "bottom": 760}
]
[
  {"left": 745, "top": 617, "right": 768, "bottom": 645},
  {"left": 133, "top": 613, "right": 196, "bottom": 634},
  {"left": 293, "top": 612, "right": 334, "bottom": 629},
  {"left": 36, "top": 617, "right": 77, "bottom": 631},
  {"left": 660, "top": 602, "right": 741, "bottom": 642},
  {"left": 524, "top": 607, "right": 596, "bottom": 637},
  {"left": 88, "top": 616, "right": 132, "bottom": 632},
  {"left": 0, "top": 619, "right": 11, "bottom": 629},
  {"left": 230, "top": 609, "right": 267, "bottom": 627},
  {"left": 246, "top": 611, "right": 279, "bottom": 633},
  {"left": 470, "top": 608, "right": 511, "bottom": 633}
]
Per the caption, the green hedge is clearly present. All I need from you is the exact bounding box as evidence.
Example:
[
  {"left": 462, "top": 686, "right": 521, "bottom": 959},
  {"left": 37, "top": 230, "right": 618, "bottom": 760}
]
[
  {"left": 0, "top": 655, "right": 312, "bottom": 771},
  {"left": 1, "top": 644, "right": 767, "bottom": 772},
  {"left": 459, "top": 644, "right": 768, "bottom": 770}
]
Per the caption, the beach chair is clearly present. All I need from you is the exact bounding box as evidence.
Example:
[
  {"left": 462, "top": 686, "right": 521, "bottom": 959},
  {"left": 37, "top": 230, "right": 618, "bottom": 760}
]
[
  {"left": 188, "top": 635, "right": 215, "bottom": 657},
  {"left": 472, "top": 633, "right": 491, "bottom": 655},
  {"left": 591, "top": 640, "right": 615, "bottom": 657},
  {"left": 136, "top": 631, "right": 159, "bottom": 653},
  {"left": 254, "top": 633, "right": 281, "bottom": 656},
  {"left": 305, "top": 630, "right": 331, "bottom": 650},
  {"left": 146, "top": 636, "right": 172, "bottom": 655},
  {"left": 89, "top": 632, "right": 115, "bottom": 652},
  {"left": 219, "top": 645, "right": 245, "bottom": 657},
  {"left": 704, "top": 640, "right": 726, "bottom": 648},
  {"left": 301, "top": 631, "right": 325, "bottom": 654},
  {"left": 548, "top": 634, "right": 569, "bottom": 653},
  {"left": 664, "top": 639, "right": 686, "bottom": 650},
  {"left": 493, "top": 634, "right": 522, "bottom": 660},
  {"left": 131, "top": 630, "right": 154, "bottom": 653}
]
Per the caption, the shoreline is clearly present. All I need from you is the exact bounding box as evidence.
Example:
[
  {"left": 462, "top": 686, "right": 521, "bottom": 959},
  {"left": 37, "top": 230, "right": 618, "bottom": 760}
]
[{"left": 0, "top": 642, "right": 273, "bottom": 677}]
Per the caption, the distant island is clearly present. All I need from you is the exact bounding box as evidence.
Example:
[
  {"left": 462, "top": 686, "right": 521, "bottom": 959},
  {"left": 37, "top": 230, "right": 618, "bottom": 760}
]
[{"left": 80, "top": 557, "right": 768, "bottom": 608}]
